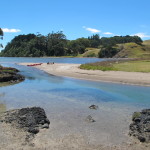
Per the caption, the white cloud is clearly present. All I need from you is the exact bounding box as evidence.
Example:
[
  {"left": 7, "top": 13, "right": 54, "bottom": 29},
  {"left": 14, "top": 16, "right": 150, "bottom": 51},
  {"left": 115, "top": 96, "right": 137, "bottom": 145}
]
[
  {"left": 132, "top": 32, "right": 150, "bottom": 38},
  {"left": 83, "top": 26, "right": 101, "bottom": 33},
  {"left": 2, "top": 28, "right": 21, "bottom": 33},
  {"left": 103, "top": 32, "right": 113, "bottom": 35}
]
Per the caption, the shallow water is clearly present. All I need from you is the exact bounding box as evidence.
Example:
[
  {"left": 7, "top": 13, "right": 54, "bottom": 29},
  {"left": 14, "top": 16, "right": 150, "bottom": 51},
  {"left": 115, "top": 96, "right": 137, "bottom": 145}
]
[
  {"left": 0, "top": 57, "right": 150, "bottom": 110},
  {"left": 0, "top": 57, "right": 150, "bottom": 146}
]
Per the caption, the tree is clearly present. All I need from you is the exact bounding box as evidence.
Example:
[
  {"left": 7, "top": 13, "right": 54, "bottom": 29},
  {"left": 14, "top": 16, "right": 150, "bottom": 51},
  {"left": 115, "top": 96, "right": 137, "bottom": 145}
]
[
  {"left": 99, "top": 46, "right": 118, "bottom": 58},
  {"left": 67, "top": 39, "right": 87, "bottom": 56},
  {"left": 0, "top": 28, "right": 3, "bottom": 48},
  {"left": 88, "top": 34, "right": 101, "bottom": 48},
  {"left": 46, "top": 31, "right": 67, "bottom": 56}
]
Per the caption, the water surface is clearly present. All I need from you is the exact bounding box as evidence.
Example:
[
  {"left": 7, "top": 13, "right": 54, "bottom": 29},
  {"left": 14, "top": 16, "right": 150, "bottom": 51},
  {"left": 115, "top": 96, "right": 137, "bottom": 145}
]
[
  {"left": 0, "top": 57, "right": 149, "bottom": 110},
  {"left": 0, "top": 57, "right": 150, "bottom": 146}
]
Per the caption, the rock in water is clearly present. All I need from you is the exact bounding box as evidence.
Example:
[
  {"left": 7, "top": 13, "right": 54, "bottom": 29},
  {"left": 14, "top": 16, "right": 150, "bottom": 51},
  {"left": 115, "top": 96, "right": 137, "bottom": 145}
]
[
  {"left": 129, "top": 109, "right": 150, "bottom": 143},
  {"left": 0, "top": 107, "right": 50, "bottom": 134},
  {"left": 89, "top": 105, "right": 98, "bottom": 110},
  {"left": 85, "top": 115, "right": 96, "bottom": 123}
]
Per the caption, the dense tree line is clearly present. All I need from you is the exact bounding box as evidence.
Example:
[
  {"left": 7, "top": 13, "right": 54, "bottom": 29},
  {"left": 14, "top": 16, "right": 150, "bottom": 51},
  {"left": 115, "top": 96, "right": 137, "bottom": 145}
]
[{"left": 0, "top": 31, "right": 143, "bottom": 57}]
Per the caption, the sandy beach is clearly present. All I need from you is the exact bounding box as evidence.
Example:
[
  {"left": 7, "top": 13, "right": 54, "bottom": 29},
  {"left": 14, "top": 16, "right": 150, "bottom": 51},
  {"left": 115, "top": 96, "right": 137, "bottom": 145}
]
[{"left": 19, "top": 63, "right": 150, "bottom": 86}]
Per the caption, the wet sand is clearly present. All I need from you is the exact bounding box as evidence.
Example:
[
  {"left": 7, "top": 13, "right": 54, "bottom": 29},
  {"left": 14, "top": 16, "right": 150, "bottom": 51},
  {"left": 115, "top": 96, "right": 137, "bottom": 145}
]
[
  {"left": 19, "top": 63, "right": 150, "bottom": 86},
  {"left": 0, "top": 103, "right": 150, "bottom": 150}
]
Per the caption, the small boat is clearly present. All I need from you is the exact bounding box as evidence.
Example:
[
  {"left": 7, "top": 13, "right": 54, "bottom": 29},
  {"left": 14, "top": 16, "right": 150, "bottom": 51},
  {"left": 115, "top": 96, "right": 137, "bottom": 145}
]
[{"left": 27, "top": 63, "right": 42, "bottom": 67}]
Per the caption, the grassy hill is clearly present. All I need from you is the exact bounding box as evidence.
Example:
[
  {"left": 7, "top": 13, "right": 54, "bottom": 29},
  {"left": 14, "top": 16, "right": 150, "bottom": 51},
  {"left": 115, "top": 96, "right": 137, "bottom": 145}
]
[
  {"left": 79, "top": 40, "right": 150, "bottom": 58},
  {"left": 113, "top": 41, "right": 150, "bottom": 58},
  {"left": 78, "top": 48, "right": 100, "bottom": 57},
  {"left": 80, "top": 40, "right": 150, "bottom": 72}
]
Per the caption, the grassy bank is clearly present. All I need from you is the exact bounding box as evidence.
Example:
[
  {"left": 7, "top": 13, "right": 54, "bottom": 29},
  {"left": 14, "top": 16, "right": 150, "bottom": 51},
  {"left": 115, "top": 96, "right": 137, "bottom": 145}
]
[{"left": 80, "top": 59, "right": 150, "bottom": 72}]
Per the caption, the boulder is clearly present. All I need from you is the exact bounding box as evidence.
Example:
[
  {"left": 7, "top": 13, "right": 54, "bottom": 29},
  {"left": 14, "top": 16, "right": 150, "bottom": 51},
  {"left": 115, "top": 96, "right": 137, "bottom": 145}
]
[
  {"left": 0, "top": 107, "right": 50, "bottom": 134},
  {"left": 129, "top": 109, "right": 150, "bottom": 143}
]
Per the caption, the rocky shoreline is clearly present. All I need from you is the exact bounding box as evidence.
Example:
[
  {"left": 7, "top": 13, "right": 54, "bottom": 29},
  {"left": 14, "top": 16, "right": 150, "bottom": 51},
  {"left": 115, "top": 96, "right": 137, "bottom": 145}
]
[
  {"left": 0, "top": 107, "right": 50, "bottom": 144},
  {"left": 0, "top": 65, "right": 25, "bottom": 85},
  {"left": 0, "top": 105, "right": 150, "bottom": 149},
  {"left": 129, "top": 109, "right": 150, "bottom": 143}
]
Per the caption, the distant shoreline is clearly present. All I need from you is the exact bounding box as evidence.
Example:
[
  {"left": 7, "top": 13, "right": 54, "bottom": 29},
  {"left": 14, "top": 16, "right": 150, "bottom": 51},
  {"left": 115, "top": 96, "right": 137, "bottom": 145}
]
[{"left": 19, "top": 63, "right": 150, "bottom": 86}]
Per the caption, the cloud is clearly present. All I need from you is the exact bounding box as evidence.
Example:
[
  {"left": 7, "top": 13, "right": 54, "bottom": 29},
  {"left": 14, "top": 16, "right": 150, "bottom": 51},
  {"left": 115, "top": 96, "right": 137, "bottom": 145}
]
[
  {"left": 103, "top": 32, "right": 113, "bottom": 35},
  {"left": 2, "top": 28, "right": 21, "bottom": 33},
  {"left": 83, "top": 26, "right": 101, "bottom": 33},
  {"left": 132, "top": 32, "right": 150, "bottom": 38}
]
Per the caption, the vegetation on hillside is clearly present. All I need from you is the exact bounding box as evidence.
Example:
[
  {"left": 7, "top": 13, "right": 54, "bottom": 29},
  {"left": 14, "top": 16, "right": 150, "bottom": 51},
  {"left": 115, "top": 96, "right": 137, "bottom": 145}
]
[
  {"left": 113, "top": 42, "right": 150, "bottom": 58},
  {"left": 78, "top": 48, "right": 100, "bottom": 57},
  {"left": 0, "top": 31, "right": 143, "bottom": 57}
]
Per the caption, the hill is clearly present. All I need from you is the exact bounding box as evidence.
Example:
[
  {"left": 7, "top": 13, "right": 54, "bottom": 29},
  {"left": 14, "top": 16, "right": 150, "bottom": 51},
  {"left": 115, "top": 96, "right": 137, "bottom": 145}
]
[
  {"left": 78, "top": 48, "right": 100, "bottom": 57},
  {"left": 0, "top": 33, "right": 143, "bottom": 57},
  {"left": 113, "top": 41, "right": 150, "bottom": 58}
]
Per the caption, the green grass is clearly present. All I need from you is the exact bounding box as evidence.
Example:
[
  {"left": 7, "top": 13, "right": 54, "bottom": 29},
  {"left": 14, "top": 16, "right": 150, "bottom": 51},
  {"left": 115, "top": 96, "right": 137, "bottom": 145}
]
[
  {"left": 80, "top": 64, "right": 116, "bottom": 71},
  {"left": 80, "top": 59, "right": 150, "bottom": 72},
  {"left": 78, "top": 48, "right": 100, "bottom": 57},
  {"left": 113, "top": 60, "right": 150, "bottom": 72}
]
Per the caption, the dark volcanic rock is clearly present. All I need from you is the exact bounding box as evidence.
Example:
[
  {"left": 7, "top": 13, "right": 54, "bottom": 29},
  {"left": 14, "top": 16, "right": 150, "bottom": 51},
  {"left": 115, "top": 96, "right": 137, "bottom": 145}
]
[
  {"left": 129, "top": 109, "right": 150, "bottom": 143},
  {"left": 0, "top": 107, "right": 50, "bottom": 134},
  {"left": 0, "top": 73, "right": 25, "bottom": 83},
  {"left": 0, "top": 66, "right": 25, "bottom": 83},
  {"left": 89, "top": 105, "right": 98, "bottom": 110}
]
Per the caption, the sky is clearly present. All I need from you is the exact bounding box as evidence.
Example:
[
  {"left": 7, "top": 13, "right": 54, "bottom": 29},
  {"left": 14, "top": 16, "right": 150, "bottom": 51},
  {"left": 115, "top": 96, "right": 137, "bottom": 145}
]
[{"left": 0, "top": 0, "right": 150, "bottom": 49}]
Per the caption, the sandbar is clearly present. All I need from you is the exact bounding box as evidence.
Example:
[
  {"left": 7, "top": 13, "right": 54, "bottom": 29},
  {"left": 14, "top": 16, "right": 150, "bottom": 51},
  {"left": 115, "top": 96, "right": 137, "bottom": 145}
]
[{"left": 19, "top": 63, "right": 150, "bottom": 86}]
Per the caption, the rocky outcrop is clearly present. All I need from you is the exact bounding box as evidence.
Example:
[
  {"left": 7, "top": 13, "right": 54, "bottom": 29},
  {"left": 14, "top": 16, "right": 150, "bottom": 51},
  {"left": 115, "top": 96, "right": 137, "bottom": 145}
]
[
  {"left": 0, "top": 74, "right": 24, "bottom": 83},
  {"left": 129, "top": 109, "right": 150, "bottom": 143},
  {"left": 0, "top": 107, "right": 50, "bottom": 134},
  {"left": 0, "top": 66, "right": 25, "bottom": 84}
]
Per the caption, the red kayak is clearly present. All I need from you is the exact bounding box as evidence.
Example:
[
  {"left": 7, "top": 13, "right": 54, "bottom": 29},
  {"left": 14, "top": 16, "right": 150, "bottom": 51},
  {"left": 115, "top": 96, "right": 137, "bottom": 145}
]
[{"left": 27, "top": 63, "right": 42, "bottom": 66}]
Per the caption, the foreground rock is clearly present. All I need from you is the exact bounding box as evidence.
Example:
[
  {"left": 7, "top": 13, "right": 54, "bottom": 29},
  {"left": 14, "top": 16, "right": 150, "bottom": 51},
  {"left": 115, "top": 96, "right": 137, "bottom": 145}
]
[
  {"left": 129, "top": 109, "right": 150, "bottom": 143},
  {"left": 0, "top": 107, "right": 50, "bottom": 134}
]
